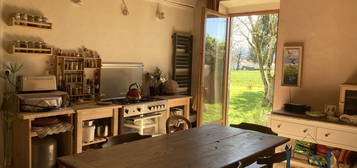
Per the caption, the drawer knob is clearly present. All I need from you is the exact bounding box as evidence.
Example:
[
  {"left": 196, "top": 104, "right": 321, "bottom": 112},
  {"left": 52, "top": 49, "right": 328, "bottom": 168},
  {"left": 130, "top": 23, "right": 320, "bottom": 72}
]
[
  {"left": 303, "top": 129, "right": 308, "bottom": 133},
  {"left": 277, "top": 124, "right": 281, "bottom": 128},
  {"left": 325, "top": 133, "right": 330, "bottom": 137}
]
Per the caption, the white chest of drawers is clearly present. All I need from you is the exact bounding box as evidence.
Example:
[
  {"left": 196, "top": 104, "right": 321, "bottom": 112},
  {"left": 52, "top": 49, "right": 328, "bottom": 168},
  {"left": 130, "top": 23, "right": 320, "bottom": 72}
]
[{"left": 268, "top": 112, "right": 357, "bottom": 151}]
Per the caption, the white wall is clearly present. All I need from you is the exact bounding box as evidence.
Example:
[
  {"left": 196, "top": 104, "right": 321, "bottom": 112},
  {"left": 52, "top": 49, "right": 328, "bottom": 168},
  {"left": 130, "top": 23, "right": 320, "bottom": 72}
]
[
  {"left": 1, "top": 0, "right": 193, "bottom": 75},
  {"left": 273, "top": 0, "right": 357, "bottom": 111}
]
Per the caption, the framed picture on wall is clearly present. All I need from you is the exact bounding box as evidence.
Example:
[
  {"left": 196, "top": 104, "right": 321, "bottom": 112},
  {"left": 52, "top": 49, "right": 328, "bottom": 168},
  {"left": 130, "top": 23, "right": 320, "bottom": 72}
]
[{"left": 281, "top": 45, "right": 303, "bottom": 87}]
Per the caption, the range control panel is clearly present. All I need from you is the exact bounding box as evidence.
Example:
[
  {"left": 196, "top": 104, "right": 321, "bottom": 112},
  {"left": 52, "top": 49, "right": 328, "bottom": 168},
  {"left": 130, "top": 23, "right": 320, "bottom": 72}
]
[{"left": 122, "top": 100, "right": 168, "bottom": 117}]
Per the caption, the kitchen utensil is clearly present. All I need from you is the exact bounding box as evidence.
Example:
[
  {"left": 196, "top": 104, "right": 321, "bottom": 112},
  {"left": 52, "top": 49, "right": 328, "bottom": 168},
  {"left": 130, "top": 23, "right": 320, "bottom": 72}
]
[
  {"left": 164, "top": 80, "right": 179, "bottom": 95},
  {"left": 127, "top": 83, "right": 142, "bottom": 100},
  {"left": 32, "top": 117, "right": 61, "bottom": 126},
  {"left": 32, "top": 136, "right": 57, "bottom": 168},
  {"left": 83, "top": 120, "right": 95, "bottom": 142},
  {"left": 18, "top": 91, "right": 69, "bottom": 112},
  {"left": 96, "top": 125, "right": 109, "bottom": 137}
]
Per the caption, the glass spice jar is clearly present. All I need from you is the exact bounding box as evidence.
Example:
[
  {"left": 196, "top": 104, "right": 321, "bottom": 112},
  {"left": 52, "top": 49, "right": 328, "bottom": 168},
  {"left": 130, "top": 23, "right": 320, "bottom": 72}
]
[
  {"left": 27, "top": 15, "right": 34, "bottom": 22},
  {"left": 42, "top": 17, "right": 48, "bottom": 23},
  {"left": 15, "top": 40, "right": 21, "bottom": 48},
  {"left": 21, "top": 13, "right": 28, "bottom": 21},
  {"left": 15, "top": 13, "right": 21, "bottom": 20}
]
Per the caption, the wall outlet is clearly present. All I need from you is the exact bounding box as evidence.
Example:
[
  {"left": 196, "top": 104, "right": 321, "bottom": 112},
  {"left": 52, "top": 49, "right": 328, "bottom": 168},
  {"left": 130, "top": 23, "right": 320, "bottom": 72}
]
[{"left": 324, "top": 105, "right": 337, "bottom": 114}]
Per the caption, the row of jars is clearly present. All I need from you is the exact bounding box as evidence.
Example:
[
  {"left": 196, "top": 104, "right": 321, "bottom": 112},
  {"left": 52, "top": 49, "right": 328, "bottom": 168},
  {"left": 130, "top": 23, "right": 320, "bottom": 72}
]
[
  {"left": 14, "top": 13, "right": 49, "bottom": 24},
  {"left": 14, "top": 40, "right": 49, "bottom": 49},
  {"left": 63, "top": 73, "right": 83, "bottom": 83},
  {"left": 84, "top": 60, "right": 100, "bottom": 68},
  {"left": 56, "top": 49, "right": 82, "bottom": 57},
  {"left": 55, "top": 49, "right": 100, "bottom": 58},
  {"left": 66, "top": 85, "right": 84, "bottom": 96},
  {"left": 65, "top": 61, "right": 83, "bottom": 70}
]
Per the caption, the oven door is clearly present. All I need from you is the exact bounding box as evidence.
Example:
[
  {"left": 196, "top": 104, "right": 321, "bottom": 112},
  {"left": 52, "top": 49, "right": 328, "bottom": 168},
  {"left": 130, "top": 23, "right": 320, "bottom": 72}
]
[{"left": 119, "top": 110, "right": 163, "bottom": 136}]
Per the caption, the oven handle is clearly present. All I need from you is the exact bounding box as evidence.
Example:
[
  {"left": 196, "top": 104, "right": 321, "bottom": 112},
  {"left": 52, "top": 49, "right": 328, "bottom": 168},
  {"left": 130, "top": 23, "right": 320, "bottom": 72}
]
[{"left": 126, "top": 113, "right": 163, "bottom": 121}]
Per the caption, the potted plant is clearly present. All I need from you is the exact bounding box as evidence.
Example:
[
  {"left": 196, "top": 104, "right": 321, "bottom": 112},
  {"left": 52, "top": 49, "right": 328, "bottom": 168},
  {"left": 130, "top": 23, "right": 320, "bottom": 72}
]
[
  {"left": 1, "top": 63, "right": 23, "bottom": 167},
  {"left": 146, "top": 67, "right": 167, "bottom": 96}
]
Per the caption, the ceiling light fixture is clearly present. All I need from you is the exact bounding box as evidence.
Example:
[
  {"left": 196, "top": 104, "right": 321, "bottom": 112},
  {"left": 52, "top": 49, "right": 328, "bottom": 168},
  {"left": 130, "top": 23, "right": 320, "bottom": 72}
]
[
  {"left": 71, "top": 0, "right": 83, "bottom": 6},
  {"left": 156, "top": 1, "right": 165, "bottom": 20},
  {"left": 121, "top": 0, "right": 129, "bottom": 16}
]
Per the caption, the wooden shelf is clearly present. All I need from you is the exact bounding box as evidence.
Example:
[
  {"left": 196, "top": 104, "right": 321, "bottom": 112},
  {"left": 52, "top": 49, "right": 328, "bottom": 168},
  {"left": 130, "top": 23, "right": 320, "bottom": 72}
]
[
  {"left": 12, "top": 46, "right": 52, "bottom": 55},
  {"left": 11, "top": 17, "right": 52, "bottom": 29},
  {"left": 82, "top": 137, "right": 107, "bottom": 146},
  {"left": 31, "top": 131, "right": 38, "bottom": 137},
  {"left": 58, "top": 56, "right": 85, "bottom": 59},
  {"left": 64, "top": 70, "right": 84, "bottom": 72},
  {"left": 30, "top": 130, "right": 72, "bottom": 138},
  {"left": 84, "top": 57, "right": 101, "bottom": 60},
  {"left": 57, "top": 56, "right": 100, "bottom": 60},
  {"left": 17, "top": 108, "right": 75, "bottom": 120}
]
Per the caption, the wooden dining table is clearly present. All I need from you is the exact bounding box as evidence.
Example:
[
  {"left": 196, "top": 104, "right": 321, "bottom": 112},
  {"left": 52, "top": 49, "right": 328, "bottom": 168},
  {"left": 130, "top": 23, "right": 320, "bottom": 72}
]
[{"left": 58, "top": 125, "right": 289, "bottom": 168}]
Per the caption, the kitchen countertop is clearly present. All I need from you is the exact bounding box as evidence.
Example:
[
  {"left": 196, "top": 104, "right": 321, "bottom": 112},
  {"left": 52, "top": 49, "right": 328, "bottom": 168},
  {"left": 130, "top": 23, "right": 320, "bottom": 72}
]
[
  {"left": 271, "top": 110, "right": 356, "bottom": 127},
  {"left": 151, "top": 94, "right": 192, "bottom": 100}
]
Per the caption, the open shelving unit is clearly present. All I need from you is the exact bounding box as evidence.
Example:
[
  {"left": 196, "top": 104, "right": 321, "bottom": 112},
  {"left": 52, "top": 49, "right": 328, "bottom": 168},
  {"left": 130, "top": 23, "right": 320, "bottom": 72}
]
[
  {"left": 73, "top": 105, "right": 119, "bottom": 153},
  {"left": 11, "top": 17, "right": 52, "bottom": 29},
  {"left": 13, "top": 102, "right": 75, "bottom": 168}
]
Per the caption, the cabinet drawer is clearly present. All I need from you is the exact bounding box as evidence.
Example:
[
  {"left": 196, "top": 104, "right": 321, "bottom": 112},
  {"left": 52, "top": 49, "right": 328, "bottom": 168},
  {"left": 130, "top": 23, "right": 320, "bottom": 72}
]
[
  {"left": 317, "top": 128, "right": 357, "bottom": 147},
  {"left": 271, "top": 119, "right": 316, "bottom": 138},
  {"left": 77, "top": 107, "right": 115, "bottom": 120}
]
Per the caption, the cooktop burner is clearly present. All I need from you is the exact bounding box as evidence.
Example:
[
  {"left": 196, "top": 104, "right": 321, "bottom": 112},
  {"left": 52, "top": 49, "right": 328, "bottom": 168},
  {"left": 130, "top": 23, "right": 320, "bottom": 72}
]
[{"left": 110, "top": 97, "right": 164, "bottom": 105}]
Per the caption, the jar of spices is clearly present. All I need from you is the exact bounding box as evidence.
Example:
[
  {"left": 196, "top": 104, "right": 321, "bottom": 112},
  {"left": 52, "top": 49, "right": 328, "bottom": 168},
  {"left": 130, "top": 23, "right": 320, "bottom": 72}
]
[
  {"left": 27, "top": 15, "right": 34, "bottom": 22},
  {"left": 42, "top": 17, "right": 48, "bottom": 23},
  {"left": 41, "top": 42, "right": 47, "bottom": 49},
  {"left": 21, "top": 13, "right": 28, "bottom": 21},
  {"left": 15, "top": 13, "right": 21, "bottom": 20},
  {"left": 38, "top": 42, "right": 43, "bottom": 49},
  {"left": 34, "top": 16, "right": 42, "bottom": 23},
  {"left": 15, "top": 40, "right": 21, "bottom": 48},
  {"left": 28, "top": 41, "right": 34, "bottom": 48},
  {"left": 34, "top": 41, "right": 40, "bottom": 49}
]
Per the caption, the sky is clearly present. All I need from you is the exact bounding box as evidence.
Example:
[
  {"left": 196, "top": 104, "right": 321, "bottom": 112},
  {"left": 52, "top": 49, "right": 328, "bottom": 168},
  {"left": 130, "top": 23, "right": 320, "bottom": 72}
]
[{"left": 205, "top": 17, "right": 227, "bottom": 42}]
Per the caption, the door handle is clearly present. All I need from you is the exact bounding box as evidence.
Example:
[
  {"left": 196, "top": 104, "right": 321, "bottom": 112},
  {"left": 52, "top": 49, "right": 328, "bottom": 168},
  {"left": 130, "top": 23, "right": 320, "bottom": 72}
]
[
  {"left": 277, "top": 124, "right": 281, "bottom": 128},
  {"left": 325, "top": 133, "right": 331, "bottom": 137},
  {"left": 303, "top": 129, "right": 308, "bottom": 133}
]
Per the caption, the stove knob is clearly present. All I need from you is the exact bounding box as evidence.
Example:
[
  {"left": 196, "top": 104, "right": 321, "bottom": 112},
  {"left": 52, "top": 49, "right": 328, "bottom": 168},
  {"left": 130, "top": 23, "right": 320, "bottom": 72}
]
[
  {"left": 161, "top": 105, "right": 165, "bottom": 109},
  {"left": 148, "top": 106, "right": 152, "bottom": 111},
  {"left": 137, "top": 108, "right": 141, "bottom": 112},
  {"left": 124, "top": 109, "right": 129, "bottom": 114}
]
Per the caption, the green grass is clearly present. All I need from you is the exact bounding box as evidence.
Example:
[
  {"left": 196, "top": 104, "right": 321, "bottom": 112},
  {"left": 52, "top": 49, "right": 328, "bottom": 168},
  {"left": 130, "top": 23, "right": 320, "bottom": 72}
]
[
  {"left": 228, "top": 70, "right": 272, "bottom": 125},
  {"left": 202, "top": 70, "right": 272, "bottom": 125}
]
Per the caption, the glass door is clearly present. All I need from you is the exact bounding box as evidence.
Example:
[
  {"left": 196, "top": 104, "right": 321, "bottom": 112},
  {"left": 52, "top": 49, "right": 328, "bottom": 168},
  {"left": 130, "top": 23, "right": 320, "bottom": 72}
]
[{"left": 197, "top": 8, "right": 230, "bottom": 126}]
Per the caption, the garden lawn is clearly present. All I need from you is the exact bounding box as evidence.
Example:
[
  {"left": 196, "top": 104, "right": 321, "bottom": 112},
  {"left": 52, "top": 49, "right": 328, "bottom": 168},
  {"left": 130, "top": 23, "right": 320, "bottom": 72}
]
[{"left": 228, "top": 70, "right": 272, "bottom": 125}]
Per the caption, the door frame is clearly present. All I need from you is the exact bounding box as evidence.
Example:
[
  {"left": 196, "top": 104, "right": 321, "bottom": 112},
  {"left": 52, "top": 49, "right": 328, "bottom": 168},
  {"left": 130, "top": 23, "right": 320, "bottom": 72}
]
[{"left": 197, "top": 8, "right": 231, "bottom": 126}]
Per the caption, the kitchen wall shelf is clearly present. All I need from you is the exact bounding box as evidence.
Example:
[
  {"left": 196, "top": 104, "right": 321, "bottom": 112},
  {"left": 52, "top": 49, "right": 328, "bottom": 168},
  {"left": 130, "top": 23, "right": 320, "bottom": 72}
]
[
  {"left": 12, "top": 45, "right": 53, "bottom": 55},
  {"left": 82, "top": 137, "right": 107, "bottom": 146},
  {"left": 11, "top": 17, "right": 52, "bottom": 29}
]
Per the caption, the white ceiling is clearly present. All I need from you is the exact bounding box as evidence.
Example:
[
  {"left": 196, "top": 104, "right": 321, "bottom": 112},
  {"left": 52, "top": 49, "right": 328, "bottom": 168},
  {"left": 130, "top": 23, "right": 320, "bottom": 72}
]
[
  {"left": 220, "top": 0, "right": 280, "bottom": 13},
  {"left": 221, "top": 0, "right": 279, "bottom": 8}
]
